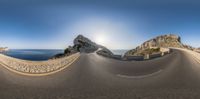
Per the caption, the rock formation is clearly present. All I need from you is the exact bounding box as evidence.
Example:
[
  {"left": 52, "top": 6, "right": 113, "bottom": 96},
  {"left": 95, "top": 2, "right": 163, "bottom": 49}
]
[
  {"left": 125, "top": 34, "right": 185, "bottom": 56},
  {"left": 52, "top": 35, "right": 113, "bottom": 59},
  {"left": 0, "top": 47, "right": 9, "bottom": 52},
  {"left": 73, "top": 35, "right": 99, "bottom": 52},
  {"left": 54, "top": 34, "right": 195, "bottom": 60},
  {"left": 96, "top": 48, "right": 114, "bottom": 57}
]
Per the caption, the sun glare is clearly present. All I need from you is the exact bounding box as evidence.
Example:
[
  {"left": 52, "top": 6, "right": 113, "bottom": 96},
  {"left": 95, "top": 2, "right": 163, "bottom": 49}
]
[{"left": 95, "top": 34, "right": 107, "bottom": 45}]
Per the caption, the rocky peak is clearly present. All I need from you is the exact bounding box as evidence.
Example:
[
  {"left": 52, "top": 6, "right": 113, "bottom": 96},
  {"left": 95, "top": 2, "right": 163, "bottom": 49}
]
[
  {"left": 139, "top": 34, "right": 183, "bottom": 49},
  {"left": 125, "top": 34, "right": 185, "bottom": 56},
  {"left": 52, "top": 34, "right": 111, "bottom": 59},
  {"left": 74, "top": 35, "right": 94, "bottom": 46},
  {"left": 73, "top": 35, "right": 99, "bottom": 52}
]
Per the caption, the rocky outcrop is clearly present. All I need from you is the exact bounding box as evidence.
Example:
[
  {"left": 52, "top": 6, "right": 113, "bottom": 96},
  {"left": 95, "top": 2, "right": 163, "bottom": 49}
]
[
  {"left": 0, "top": 47, "right": 9, "bottom": 52},
  {"left": 73, "top": 35, "right": 99, "bottom": 52},
  {"left": 73, "top": 35, "right": 114, "bottom": 56},
  {"left": 96, "top": 48, "right": 114, "bottom": 57},
  {"left": 125, "top": 34, "right": 184, "bottom": 56},
  {"left": 53, "top": 35, "right": 113, "bottom": 59}
]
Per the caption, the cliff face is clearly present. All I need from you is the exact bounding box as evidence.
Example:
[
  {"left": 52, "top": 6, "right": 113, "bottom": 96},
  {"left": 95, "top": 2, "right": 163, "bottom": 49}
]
[
  {"left": 72, "top": 35, "right": 99, "bottom": 52},
  {"left": 72, "top": 35, "right": 113, "bottom": 56},
  {"left": 52, "top": 35, "right": 113, "bottom": 59},
  {"left": 0, "top": 47, "right": 9, "bottom": 52},
  {"left": 138, "top": 34, "right": 183, "bottom": 49},
  {"left": 125, "top": 34, "right": 184, "bottom": 56}
]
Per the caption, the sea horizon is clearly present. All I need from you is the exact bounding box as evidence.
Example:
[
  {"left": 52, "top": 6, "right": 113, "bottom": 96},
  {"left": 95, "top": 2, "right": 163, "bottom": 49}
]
[
  {"left": 1, "top": 49, "right": 128, "bottom": 61},
  {"left": 2, "top": 49, "right": 64, "bottom": 61}
]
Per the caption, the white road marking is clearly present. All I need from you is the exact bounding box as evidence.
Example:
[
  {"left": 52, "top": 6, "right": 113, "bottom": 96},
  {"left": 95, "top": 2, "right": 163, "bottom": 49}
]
[{"left": 117, "top": 69, "right": 163, "bottom": 79}]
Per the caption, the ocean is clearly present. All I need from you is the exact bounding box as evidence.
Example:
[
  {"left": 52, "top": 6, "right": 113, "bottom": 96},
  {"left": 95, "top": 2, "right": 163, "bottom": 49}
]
[
  {"left": 1, "top": 49, "right": 128, "bottom": 61},
  {"left": 111, "top": 49, "right": 129, "bottom": 55},
  {"left": 2, "top": 49, "right": 64, "bottom": 61}
]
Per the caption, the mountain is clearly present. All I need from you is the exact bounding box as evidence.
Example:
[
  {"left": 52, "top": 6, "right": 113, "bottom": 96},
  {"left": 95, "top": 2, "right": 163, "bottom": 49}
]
[
  {"left": 124, "top": 34, "right": 188, "bottom": 56},
  {"left": 72, "top": 35, "right": 99, "bottom": 52},
  {"left": 52, "top": 34, "right": 198, "bottom": 60},
  {"left": 52, "top": 35, "right": 113, "bottom": 59}
]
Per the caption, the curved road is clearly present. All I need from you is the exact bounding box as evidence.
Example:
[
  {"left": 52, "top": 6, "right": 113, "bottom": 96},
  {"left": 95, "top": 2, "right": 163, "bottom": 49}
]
[{"left": 0, "top": 49, "right": 200, "bottom": 99}]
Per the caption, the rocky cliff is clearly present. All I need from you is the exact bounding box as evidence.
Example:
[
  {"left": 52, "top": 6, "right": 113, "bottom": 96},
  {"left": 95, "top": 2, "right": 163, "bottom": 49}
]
[
  {"left": 125, "top": 34, "right": 185, "bottom": 56},
  {"left": 0, "top": 47, "right": 9, "bottom": 52},
  {"left": 52, "top": 35, "right": 113, "bottom": 59},
  {"left": 72, "top": 35, "right": 99, "bottom": 52},
  {"left": 73, "top": 35, "right": 113, "bottom": 56}
]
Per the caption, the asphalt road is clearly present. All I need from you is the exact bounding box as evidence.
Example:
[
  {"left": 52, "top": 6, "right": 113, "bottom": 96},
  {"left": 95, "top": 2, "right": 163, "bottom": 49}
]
[{"left": 1, "top": 49, "right": 200, "bottom": 99}]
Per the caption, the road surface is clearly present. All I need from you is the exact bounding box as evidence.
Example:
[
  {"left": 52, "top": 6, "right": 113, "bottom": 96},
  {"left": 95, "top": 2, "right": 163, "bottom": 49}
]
[{"left": 0, "top": 49, "right": 200, "bottom": 99}]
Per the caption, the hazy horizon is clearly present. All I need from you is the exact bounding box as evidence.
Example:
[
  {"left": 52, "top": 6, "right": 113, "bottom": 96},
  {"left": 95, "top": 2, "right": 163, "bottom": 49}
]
[{"left": 0, "top": 0, "right": 200, "bottom": 49}]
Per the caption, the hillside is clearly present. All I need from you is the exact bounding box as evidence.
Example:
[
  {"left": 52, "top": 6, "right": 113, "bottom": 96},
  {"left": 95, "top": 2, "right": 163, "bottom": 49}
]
[{"left": 124, "top": 34, "right": 186, "bottom": 56}]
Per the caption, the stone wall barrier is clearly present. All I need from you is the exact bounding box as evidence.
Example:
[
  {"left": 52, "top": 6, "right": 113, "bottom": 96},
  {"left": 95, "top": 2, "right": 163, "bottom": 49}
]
[{"left": 0, "top": 53, "right": 80, "bottom": 76}]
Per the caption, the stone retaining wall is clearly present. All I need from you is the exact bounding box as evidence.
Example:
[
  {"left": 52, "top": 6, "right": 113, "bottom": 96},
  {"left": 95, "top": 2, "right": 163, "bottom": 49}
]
[{"left": 0, "top": 53, "right": 80, "bottom": 75}]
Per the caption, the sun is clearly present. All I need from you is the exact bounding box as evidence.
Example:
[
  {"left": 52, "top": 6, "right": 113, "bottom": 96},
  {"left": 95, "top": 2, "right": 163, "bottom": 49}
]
[{"left": 95, "top": 34, "right": 106, "bottom": 45}]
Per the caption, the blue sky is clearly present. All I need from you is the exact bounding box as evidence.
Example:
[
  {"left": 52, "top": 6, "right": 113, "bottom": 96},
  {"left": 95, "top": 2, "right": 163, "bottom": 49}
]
[{"left": 0, "top": 0, "right": 200, "bottom": 49}]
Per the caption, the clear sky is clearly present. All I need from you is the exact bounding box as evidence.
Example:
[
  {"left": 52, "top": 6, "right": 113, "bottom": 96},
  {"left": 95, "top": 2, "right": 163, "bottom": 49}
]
[{"left": 0, "top": 0, "right": 200, "bottom": 49}]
